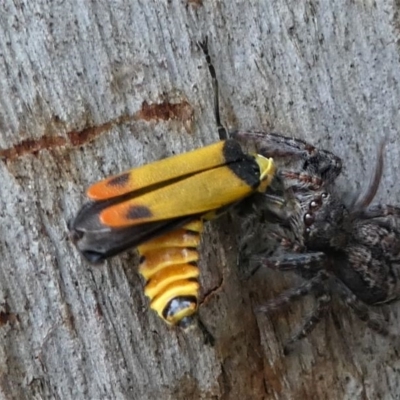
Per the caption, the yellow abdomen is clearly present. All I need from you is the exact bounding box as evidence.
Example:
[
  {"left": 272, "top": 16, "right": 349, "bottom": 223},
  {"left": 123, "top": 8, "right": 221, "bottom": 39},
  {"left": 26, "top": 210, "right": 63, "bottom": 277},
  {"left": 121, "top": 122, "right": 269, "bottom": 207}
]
[{"left": 137, "top": 220, "right": 203, "bottom": 328}]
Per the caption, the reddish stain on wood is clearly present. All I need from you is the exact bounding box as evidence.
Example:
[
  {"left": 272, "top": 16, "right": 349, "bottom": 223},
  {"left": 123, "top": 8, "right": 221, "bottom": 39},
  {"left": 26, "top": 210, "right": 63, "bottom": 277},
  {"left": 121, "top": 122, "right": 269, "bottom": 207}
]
[
  {"left": 95, "top": 303, "right": 103, "bottom": 319},
  {"left": 67, "top": 114, "right": 132, "bottom": 146},
  {"left": 0, "top": 100, "right": 193, "bottom": 161},
  {"left": 0, "top": 136, "right": 67, "bottom": 161},
  {"left": 186, "top": 0, "right": 203, "bottom": 6},
  {"left": 67, "top": 124, "right": 112, "bottom": 146},
  {"left": 137, "top": 101, "right": 194, "bottom": 124},
  {"left": 0, "top": 310, "right": 19, "bottom": 327}
]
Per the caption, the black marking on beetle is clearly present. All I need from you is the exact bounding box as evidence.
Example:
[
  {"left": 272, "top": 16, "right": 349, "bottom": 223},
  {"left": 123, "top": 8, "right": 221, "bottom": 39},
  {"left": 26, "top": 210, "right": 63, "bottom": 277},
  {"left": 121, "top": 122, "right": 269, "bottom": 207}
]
[
  {"left": 108, "top": 172, "right": 130, "bottom": 187},
  {"left": 126, "top": 205, "right": 153, "bottom": 220}
]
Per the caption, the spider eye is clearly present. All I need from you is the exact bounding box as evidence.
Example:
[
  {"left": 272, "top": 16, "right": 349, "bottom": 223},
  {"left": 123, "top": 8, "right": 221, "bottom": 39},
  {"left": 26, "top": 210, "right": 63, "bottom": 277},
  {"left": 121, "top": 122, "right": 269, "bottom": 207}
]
[
  {"left": 321, "top": 192, "right": 328, "bottom": 198},
  {"left": 304, "top": 212, "right": 314, "bottom": 226},
  {"left": 310, "top": 197, "right": 322, "bottom": 210}
]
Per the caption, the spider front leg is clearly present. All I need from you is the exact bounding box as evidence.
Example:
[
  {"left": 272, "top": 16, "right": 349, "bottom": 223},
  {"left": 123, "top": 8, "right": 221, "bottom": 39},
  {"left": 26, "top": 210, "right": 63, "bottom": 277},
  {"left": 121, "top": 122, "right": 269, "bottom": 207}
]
[
  {"left": 278, "top": 170, "right": 324, "bottom": 191},
  {"left": 233, "top": 131, "right": 342, "bottom": 184},
  {"left": 250, "top": 235, "right": 331, "bottom": 350},
  {"left": 251, "top": 243, "right": 329, "bottom": 310},
  {"left": 256, "top": 269, "right": 329, "bottom": 311},
  {"left": 253, "top": 256, "right": 331, "bottom": 352},
  {"left": 250, "top": 250, "right": 327, "bottom": 276}
]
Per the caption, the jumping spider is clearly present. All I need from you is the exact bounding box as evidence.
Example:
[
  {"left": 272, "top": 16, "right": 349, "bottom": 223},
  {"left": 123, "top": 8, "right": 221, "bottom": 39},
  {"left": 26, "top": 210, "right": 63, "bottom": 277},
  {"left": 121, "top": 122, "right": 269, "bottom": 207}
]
[
  {"left": 235, "top": 131, "right": 400, "bottom": 350},
  {"left": 198, "top": 38, "right": 400, "bottom": 350}
]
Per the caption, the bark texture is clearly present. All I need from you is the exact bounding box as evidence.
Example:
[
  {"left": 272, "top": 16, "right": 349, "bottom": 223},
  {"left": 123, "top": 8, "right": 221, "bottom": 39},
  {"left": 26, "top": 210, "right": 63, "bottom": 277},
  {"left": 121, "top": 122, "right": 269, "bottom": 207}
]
[{"left": 1, "top": 1, "right": 400, "bottom": 399}]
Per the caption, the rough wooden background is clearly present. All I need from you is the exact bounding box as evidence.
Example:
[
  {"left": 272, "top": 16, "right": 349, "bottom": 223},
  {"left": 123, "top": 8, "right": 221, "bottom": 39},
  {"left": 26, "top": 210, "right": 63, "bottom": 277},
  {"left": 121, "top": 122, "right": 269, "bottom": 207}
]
[{"left": 1, "top": 1, "right": 400, "bottom": 399}]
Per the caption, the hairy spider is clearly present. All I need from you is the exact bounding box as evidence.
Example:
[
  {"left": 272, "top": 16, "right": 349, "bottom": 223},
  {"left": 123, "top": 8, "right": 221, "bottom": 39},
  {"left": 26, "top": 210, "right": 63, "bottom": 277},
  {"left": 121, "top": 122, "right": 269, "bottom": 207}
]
[
  {"left": 198, "top": 38, "right": 400, "bottom": 350},
  {"left": 235, "top": 131, "right": 400, "bottom": 351}
]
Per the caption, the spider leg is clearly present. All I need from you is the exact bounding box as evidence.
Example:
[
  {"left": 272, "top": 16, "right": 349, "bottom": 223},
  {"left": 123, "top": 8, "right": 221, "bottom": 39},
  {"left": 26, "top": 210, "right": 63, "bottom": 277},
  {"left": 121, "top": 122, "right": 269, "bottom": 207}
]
[
  {"left": 250, "top": 251, "right": 327, "bottom": 277},
  {"left": 256, "top": 270, "right": 329, "bottom": 312},
  {"left": 336, "top": 281, "right": 391, "bottom": 337},
  {"left": 198, "top": 37, "right": 227, "bottom": 140},
  {"left": 357, "top": 204, "right": 400, "bottom": 220},
  {"left": 232, "top": 131, "right": 342, "bottom": 183},
  {"left": 269, "top": 231, "right": 306, "bottom": 252},
  {"left": 231, "top": 131, "right": 326, "bottom": 159},
  {"left": 284, "top": 290, "right": 332, "bottom": 354},
  {"left": 353, "top": 138, "right": 386, "bottom": 211},
  {"left": 279, "top": 170, "right": 323, "bottom": 191}
]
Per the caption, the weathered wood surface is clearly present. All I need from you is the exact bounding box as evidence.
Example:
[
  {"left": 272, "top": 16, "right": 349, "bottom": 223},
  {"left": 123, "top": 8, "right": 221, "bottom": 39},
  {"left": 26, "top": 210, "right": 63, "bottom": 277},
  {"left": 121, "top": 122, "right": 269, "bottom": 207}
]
[{"left": 0, "top": 1, "right": 400, "bottom": 399}]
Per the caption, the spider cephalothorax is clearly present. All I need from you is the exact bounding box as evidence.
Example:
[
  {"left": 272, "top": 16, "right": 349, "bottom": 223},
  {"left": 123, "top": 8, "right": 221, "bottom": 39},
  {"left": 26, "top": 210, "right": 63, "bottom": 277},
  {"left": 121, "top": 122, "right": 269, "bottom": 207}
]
[
  {"left": 236, "top": 131, "right": 400, "bottom": 351},
  {"left": 302, "top": 189, "right": 353, "bottom": 251}
]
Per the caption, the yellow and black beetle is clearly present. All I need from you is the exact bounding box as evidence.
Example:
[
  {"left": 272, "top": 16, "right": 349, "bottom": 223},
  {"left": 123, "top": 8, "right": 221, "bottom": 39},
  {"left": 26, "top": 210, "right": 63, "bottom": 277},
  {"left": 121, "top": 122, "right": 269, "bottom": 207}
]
[
  {"left": 70, "top": 39, "right": 276, "bottom": 329},
  {"left": 70, "top": 140, "right": 275, "bottom": 328}
]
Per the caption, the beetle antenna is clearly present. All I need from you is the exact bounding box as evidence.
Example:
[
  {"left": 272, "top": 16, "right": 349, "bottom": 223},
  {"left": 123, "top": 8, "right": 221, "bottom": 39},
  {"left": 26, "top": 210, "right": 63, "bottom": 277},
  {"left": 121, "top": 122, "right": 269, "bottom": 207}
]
[{"left": 198, "top": 37, "right": 228, "bottom": 140}]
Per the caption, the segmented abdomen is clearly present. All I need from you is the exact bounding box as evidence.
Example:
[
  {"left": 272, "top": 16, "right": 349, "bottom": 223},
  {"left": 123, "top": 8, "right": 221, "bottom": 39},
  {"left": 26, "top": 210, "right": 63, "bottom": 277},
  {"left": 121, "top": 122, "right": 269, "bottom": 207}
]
[{"left": 137, "top": 220, "right": 203, "bottom": 329}]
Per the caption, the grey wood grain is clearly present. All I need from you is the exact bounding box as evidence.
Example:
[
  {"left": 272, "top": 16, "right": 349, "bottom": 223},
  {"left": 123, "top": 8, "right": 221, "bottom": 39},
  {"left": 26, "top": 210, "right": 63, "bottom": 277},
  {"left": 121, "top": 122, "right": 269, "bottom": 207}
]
[{"left": 0, "top": 0, "right": 399, "bottom": 399}]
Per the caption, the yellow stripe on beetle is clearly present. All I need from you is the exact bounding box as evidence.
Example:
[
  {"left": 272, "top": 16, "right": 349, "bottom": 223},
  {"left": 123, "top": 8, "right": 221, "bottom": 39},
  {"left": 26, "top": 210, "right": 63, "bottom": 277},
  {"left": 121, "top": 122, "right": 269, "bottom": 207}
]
[
  {"left": 87, "top": 140, "right": 246, "bottom": 201},
  {"left": 99, "top": 160, "right": 273, "bottom": 228}
]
